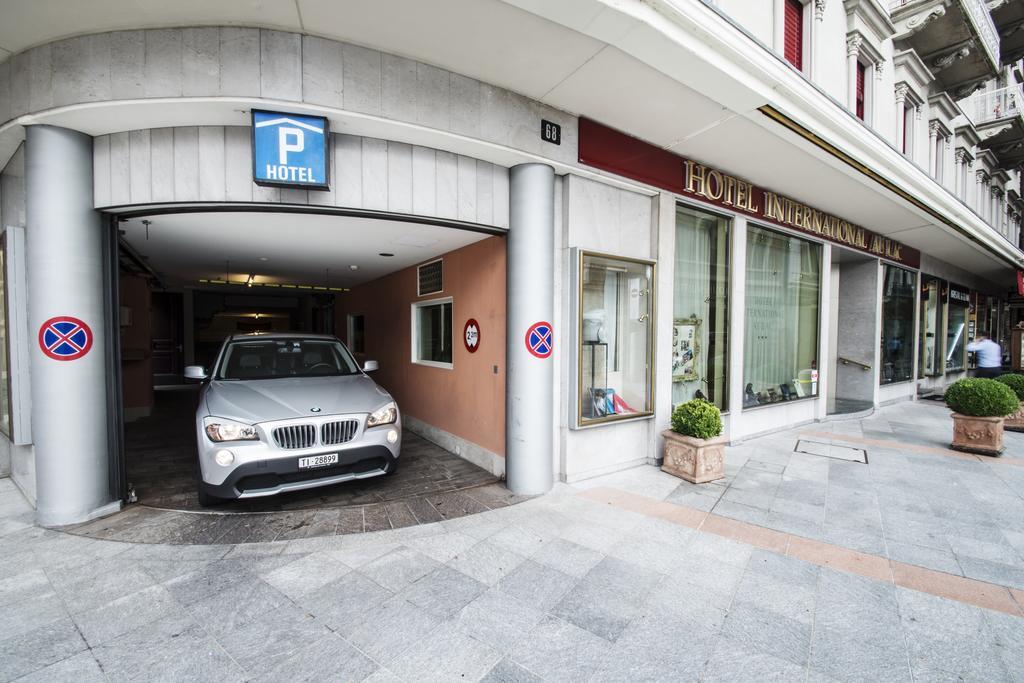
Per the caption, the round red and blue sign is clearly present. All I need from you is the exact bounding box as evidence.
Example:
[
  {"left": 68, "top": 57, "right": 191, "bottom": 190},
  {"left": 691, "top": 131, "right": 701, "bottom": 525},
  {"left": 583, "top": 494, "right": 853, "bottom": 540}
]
[
  {"left": 525, "top": 321, "right": 553, "bottom": 359},
  {"left": 39, "top": 316, "right": 93, "bottom": 361}
]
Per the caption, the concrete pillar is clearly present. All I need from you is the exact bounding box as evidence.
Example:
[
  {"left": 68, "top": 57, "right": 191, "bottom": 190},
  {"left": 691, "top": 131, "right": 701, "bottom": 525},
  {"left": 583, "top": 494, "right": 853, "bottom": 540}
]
[
  {"left": 894, "top": 85, "right": 908, "bottom": 152},
  {"left": 727, "top": 215, "right": 748, "bottom": 436},
  {"left": 846, "top": 35, "right": 860, "bottom": 114},
  {"left": 928, "top": 123, "right": 939, "bottom": 179},
  {"left": 977, "top": 172, "right": 988, "bottom": 219},
  {"left": 506, "top": 164, "right": 554, "bottom": 495},
  {"left": 26, "top": 125, "right": 115, "bottom": 526}
]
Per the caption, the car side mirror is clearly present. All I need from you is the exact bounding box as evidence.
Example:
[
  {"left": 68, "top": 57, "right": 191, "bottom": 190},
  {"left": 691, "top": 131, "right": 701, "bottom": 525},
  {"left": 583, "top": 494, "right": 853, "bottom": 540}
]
[
  {"left": 362, "top": 360, "right": 379, "bottom": 373},
  {"left": 184, "top": 365, "right": 208, "bottom": 380}
]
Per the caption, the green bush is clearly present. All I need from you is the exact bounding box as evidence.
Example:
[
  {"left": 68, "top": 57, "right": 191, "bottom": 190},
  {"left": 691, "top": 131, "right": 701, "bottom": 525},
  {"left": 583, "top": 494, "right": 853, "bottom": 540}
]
[
  {"left": 995, "top": 374, "right": 1024, "bottom": 401},
  {"left": 944, "top": 378, "right": 1019, "bottom": 417},
  {"left": 670, "top": 399, "right": 723, "bottom": 439}
]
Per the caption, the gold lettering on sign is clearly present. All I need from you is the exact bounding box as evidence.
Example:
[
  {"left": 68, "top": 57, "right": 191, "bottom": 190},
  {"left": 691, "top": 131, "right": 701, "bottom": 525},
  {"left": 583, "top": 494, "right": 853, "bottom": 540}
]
[
  {"left": 685, "top": 161, "right": 907, "bottom": 264},
  {"left": 684, "top": 161, "right": 758, "bottom": 213}
]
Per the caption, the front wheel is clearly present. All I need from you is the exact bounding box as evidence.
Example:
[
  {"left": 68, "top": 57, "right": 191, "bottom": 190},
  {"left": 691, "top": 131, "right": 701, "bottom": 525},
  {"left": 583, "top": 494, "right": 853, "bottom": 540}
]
[
  {"left": 196, "top": 483, "right": 221, "bottom": 507},
  {"left": 195, "top": 463, "right": 221, "bottom": 507}
]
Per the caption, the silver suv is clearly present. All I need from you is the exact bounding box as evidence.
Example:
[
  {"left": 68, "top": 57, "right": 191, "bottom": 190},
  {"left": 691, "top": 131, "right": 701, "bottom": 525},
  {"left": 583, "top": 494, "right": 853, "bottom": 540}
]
[{"left": 186, "top": 333, "right": 401, "bottom": 506}]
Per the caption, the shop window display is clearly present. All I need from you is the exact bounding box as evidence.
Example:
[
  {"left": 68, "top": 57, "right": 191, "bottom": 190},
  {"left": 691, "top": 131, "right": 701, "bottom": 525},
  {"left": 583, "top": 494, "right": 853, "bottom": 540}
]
[
  {"left": 919, "top": 277, "right": 941, "bottom": 377},
  {"left": 578, "top": 252, "right": 654, "bottom": 424},
  {"left": 880, "top": 265, "right": 916, "bottom": 384},
  {"left": 743, "top": 226, "right": 821, "bottom": 406},
  {"left": 946, "top": 284, "right": 969, "bottom": 372},
  {"left": 673, "top": 206, "right": 730, "bottom": 411}
]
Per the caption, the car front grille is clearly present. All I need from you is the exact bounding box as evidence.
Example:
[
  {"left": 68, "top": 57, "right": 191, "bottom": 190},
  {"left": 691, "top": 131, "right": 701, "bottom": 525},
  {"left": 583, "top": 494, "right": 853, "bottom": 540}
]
[
  {"left": 321, "top": 419, "right": 359, "bottom": 445},
  {"left": 272, "top": 424, "right": 317, "bottom": 449}
]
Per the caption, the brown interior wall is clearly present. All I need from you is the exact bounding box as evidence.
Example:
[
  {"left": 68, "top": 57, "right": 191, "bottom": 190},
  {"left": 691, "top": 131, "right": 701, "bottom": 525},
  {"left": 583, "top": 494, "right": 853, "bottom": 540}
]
[
  {"left": 120, "top": 275, "right": 153, "bottom": 412},
  {"left": 335, "top": 236, "right": 506, "bottom": 457}
]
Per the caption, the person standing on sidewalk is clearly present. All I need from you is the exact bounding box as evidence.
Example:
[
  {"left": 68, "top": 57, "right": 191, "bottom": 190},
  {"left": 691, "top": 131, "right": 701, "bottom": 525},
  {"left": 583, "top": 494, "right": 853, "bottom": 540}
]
[{"left": 967, "top": 333, "right": 1003, "bottom": 379}]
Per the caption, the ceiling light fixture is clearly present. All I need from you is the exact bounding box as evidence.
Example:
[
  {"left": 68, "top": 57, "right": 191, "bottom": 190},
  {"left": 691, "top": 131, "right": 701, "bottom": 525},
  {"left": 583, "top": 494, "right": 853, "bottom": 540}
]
[
  {"left": 349, "top": 265, "right": 359, "bottom": 271},
  {"left": 378, "top": 252, "right": 394, "bottom": 257},
  {"left": 246, "top": 274, "right": 255, "bottom": 288}
]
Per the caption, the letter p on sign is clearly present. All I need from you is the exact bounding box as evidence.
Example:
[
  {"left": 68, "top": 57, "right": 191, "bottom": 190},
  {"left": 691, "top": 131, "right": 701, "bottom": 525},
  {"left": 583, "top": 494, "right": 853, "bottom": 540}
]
[{"left": 278, "top": 127, "right": 305, "bottom": 164}]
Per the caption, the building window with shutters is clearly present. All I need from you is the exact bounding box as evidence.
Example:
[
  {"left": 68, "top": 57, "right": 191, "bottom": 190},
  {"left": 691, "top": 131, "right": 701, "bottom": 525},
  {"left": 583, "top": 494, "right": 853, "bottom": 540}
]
[
  {"left": 783, "top": 0, "right": 806, "bottom": 72},
  {"left": 855, "top": 61, "right": 866, "bottom": 120}
]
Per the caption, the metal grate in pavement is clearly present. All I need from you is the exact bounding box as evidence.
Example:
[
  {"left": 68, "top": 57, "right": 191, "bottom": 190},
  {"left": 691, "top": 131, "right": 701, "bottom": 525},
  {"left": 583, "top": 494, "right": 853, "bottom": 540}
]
[{"left": 794, "top": 439, "right": 868, "bottom": 464}]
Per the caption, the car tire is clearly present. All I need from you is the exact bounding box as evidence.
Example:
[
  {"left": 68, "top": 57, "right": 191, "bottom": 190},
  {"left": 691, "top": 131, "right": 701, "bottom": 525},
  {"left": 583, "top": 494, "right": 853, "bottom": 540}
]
[
  {"left": 197, "top": 483, "right": 221, "bottom": 507},
  {"left": 195, "top": 465, "right": 221, "bottom": 507}
]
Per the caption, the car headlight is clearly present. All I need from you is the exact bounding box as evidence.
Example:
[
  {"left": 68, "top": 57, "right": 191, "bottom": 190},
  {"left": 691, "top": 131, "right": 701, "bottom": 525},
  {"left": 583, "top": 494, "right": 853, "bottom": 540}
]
[
  {"left": 366, "top": 402, "right": 398, "bottom": 428},
  {"left": 204, "top": 419, "right": 259, "bottom": 442}
]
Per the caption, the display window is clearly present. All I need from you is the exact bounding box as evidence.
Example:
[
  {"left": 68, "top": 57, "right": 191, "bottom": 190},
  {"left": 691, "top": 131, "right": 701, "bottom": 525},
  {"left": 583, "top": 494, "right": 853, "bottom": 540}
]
[
  {"left": 577, "top": 251, "right": 655, "bottom": 425},
  {"left": 673, "top": 205, "right": 730, "bottom": 411},
  {"left": 880, "top": 265, "right": 916, "bottom": 384},
  {"left": 919, "top": 276, "right": 942, "bottom": 377},
  {"left": 946, "top": 284, "right": 969, "bottom": 372},
  {"left": 743, "top": 226, "right": 821, "bottom": 407}
]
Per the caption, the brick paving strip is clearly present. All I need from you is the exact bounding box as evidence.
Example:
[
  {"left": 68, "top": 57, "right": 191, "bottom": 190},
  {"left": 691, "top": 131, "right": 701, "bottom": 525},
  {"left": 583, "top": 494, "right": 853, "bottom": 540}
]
[
  {"left": 579, "top": 486, "right": 1024, "bottom": 618},
  {"left": 799, "top": 429, "right": 1024, "bottom": 467}
]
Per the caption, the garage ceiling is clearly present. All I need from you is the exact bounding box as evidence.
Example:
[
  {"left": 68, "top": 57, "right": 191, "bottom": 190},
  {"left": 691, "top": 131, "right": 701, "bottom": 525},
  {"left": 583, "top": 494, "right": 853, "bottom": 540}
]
[{"left": 119, "top": 211, "right": 492, "bottom": 289}]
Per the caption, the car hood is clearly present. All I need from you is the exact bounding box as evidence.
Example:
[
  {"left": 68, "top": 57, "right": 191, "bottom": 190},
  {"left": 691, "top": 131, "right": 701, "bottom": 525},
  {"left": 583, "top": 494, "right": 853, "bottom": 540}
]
[{"left": 202, "top": 374, "right": 393, "bottom": 423}]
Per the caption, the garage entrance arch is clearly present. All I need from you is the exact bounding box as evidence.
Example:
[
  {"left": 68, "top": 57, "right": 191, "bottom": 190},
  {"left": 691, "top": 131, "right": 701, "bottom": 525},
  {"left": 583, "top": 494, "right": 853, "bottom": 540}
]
[
  {"left": 114, "top": 208, "right": 508, "bottom": 514},
  {"left": 25, "top": 122, "right": 556, "bottom": 527}
]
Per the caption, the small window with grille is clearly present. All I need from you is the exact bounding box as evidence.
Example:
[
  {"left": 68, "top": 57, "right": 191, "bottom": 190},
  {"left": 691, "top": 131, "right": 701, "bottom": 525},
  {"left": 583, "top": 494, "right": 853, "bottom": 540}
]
[{"left": 417, "top": 259, "right": 443, "bottom": 296}]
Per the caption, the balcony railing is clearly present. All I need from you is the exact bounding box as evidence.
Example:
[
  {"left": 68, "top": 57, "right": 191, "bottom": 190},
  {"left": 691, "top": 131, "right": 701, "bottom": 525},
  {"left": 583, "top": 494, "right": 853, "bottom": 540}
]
[
  {"left": 963, "top": 84, "right": 1024, "bottom": 127},
  {"left": 889, "top": 0, "right": 1000, "bottom": 68},
  {"left": 962, "top": 0, "right": 1000, "bottom": 67}
]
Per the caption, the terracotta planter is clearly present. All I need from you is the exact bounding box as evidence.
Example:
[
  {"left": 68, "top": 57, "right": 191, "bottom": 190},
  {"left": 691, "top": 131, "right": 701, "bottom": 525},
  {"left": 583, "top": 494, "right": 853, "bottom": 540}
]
[
  {"left": 950, "top": 413, "right": 1004, "bottom": 456},
  {"left": 1004, "top": 402, "right": 1024, "bottom": 433},
  {"left": 661, "top": 430, "right": 726, "bottom": 484}
]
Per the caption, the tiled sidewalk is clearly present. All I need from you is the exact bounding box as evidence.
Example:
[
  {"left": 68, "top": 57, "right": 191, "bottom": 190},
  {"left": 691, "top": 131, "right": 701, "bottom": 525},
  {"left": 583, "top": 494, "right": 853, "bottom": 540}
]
[{"left": 0, "top": 401, "right": 1022, "bottom": 681}]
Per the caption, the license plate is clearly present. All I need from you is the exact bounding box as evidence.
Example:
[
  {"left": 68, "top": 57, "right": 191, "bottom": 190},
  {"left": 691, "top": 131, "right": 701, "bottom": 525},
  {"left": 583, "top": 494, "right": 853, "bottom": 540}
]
[{"left": 298, "top": 453, "right": 339, "bottom": 469}]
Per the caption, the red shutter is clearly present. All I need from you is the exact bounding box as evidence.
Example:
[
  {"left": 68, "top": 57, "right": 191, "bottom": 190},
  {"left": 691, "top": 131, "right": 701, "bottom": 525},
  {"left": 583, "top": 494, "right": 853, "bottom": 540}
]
[
  {"left": 855, "top": 62, "right": 866, "bottom": 120},
  {"left": 784, "top": 0, "right": 804, "bottom": 70}
]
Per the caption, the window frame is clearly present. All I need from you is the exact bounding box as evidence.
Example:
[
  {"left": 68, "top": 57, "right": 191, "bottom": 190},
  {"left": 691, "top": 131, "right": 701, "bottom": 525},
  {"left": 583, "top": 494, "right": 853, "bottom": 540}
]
[
  {"left": 672, "top": 201, "right": 732, "bottom": 413},
  {"left": 879, "top": 263, "right": 918, "bottom": 386},
  {"left": 410, "top": 296, "right": 454, "bottom": 370},
  {"left": 741, "top": 222, "right": 824, "bottom": 410},
  {"left": 573, "top": 249, "right": 657, "bottom": 429}
]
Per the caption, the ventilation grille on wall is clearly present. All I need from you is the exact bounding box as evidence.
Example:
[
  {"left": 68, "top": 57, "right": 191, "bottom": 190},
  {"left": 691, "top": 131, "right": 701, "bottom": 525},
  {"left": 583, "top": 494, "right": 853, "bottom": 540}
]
[{"left": 418, "top": 259, "right": 443, "bottom": 296}]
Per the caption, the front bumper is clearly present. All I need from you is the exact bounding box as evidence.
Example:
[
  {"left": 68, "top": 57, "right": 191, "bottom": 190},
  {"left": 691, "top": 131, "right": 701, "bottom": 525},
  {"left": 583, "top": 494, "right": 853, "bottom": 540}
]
[
  {"left": 197, "top": 411, "right": 401, "bottom": 499},
  {"left": 201, "top": 444, "right": 399, "bottom": 499}
]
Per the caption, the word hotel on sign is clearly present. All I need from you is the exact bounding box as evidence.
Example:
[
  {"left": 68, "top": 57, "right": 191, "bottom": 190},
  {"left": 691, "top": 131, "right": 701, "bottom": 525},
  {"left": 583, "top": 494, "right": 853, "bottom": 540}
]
[{"left": 264, "top": 165, "right": 318, "bottom": 183}]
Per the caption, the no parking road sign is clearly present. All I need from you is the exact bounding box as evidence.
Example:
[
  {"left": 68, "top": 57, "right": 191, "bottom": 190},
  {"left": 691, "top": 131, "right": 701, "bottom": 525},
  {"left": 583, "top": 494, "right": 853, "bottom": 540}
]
[
  {"left": 39, "top": 316, "right": 93, "bottom": 361},
  {"left": 525, "top": 321, "right": 553, "bottom": 359}
]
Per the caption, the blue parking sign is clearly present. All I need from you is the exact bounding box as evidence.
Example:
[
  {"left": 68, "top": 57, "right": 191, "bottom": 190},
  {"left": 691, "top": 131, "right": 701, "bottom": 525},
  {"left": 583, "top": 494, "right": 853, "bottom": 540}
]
[{"left": 252, "top": 110, "right": 330, "bottom": 190}]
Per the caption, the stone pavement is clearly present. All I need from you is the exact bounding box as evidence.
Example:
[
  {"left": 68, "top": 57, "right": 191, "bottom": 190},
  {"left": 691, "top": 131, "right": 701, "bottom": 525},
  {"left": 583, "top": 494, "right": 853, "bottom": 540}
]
[{"left": 1, "top": 400, "right": 1023, "bottom": 682}]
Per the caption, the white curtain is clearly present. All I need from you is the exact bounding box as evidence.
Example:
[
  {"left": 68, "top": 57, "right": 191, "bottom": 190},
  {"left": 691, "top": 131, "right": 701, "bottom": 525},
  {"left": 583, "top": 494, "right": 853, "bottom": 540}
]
[
  {"left": 673, "top": 214, "right": 712, "bottom": 404},
  {"left": 743, "top": 228, "right": 820, "bottom": 397}
]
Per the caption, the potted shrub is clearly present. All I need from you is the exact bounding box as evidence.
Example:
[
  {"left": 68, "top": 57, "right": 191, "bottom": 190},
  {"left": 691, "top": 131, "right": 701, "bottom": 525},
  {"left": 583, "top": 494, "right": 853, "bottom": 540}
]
[
  {"left": 944, "top": 378, "right": 1020, "bottom": 456},
  {"left": 662, "top": 399, "right": 726, "bottom": 483},
  {"left": 995, "top": 374, "right": 1024, "bottom": 432}
]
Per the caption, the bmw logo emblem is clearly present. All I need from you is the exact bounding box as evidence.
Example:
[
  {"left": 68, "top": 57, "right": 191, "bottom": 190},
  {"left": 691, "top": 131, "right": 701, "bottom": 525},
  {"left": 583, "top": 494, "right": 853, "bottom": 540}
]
[{"left": 310, "top": 406, "right": 322, "bottom": 413}]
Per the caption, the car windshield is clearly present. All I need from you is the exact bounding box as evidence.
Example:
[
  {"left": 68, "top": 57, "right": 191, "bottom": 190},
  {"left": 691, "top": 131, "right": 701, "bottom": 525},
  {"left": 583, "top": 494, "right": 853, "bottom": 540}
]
[{"left": 216, "top": 338, "right": 361, "bottom": 380}]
